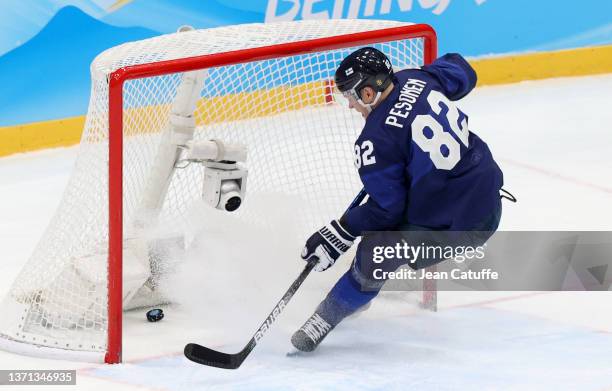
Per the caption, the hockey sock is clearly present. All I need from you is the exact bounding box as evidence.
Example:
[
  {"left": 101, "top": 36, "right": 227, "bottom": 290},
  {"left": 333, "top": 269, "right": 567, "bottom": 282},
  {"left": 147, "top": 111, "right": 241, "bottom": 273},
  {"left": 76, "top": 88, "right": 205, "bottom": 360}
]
[{"left": 316, "top": 269, "right": 379, "bottom": 326}]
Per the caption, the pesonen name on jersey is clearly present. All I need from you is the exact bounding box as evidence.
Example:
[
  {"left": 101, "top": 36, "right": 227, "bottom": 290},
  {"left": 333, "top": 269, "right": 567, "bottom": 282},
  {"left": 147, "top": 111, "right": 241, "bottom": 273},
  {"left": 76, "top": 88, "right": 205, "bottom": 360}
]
[{"left": 385, "top": 78, "right": 427, "bottom": 129}]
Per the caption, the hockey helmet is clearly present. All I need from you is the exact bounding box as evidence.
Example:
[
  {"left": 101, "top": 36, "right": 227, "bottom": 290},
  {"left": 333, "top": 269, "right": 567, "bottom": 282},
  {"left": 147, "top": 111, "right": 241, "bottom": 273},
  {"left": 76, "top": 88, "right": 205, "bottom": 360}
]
[{"left": 334, "top": 47, "right": 394, "bottom": 101}]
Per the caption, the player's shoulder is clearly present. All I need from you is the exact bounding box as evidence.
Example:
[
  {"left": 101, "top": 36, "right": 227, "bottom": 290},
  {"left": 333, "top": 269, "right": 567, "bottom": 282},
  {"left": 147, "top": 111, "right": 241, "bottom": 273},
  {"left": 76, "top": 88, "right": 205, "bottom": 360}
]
[{"left": 395, "top": 68, "right": 437, "bottom": 87}]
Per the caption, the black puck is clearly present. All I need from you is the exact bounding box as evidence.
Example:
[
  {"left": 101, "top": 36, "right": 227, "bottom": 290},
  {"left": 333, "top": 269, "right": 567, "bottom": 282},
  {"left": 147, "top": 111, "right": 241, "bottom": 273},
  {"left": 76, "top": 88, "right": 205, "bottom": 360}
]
[{"left": 146, "top": 308, "right": 164, "bottom": 322}]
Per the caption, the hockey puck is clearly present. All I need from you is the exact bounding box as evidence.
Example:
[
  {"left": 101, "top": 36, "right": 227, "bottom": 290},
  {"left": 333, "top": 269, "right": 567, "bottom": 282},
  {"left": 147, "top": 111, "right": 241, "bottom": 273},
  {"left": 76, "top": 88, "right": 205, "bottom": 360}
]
[{"left": 146, "top": 308, "right": 164, "bottom": 322}]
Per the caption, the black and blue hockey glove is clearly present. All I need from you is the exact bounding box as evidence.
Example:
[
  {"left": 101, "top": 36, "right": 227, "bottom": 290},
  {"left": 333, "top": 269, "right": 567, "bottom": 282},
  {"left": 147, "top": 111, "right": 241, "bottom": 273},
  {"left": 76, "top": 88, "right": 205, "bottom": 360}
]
[{"left": 301, "top": 220, "right": 355, "bottom": 272}]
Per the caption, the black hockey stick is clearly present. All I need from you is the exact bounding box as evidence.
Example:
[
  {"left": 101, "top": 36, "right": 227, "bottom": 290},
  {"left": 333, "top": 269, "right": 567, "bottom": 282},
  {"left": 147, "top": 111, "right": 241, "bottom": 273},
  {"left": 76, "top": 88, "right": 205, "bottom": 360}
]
[{"left": 184, "top": 189, "right": 367, "bottom": 369}]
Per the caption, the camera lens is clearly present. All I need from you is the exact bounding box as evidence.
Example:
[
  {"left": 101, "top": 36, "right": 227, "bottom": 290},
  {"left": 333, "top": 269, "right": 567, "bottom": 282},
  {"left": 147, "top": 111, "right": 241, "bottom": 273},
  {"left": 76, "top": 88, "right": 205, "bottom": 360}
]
[{"left": 225, "top": 196, "right": 241, "bottom": 212}]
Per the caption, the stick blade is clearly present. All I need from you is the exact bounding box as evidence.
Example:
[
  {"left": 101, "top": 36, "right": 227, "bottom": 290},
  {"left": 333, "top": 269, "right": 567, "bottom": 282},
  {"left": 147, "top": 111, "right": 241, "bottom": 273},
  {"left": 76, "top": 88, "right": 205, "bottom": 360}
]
[{"left": 184, "top": 343, "right": 243, "bottom": 369}]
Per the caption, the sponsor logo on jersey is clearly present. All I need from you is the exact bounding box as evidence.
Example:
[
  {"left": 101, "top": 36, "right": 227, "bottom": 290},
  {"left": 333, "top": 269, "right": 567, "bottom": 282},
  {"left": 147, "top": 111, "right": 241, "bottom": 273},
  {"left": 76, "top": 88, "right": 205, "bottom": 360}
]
[
  {"left": 345, "top": 67, "right": 354, "bottom": 76},
  {"left": 385, "top": 78, "right": 427, "bottom": 129}
]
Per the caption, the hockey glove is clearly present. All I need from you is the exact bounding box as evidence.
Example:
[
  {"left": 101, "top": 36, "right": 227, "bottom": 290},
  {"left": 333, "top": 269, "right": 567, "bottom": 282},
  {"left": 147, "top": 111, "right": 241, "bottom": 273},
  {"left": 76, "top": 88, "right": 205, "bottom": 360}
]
[{"left": 301, "top": 220, "right": 355, "bottom": 272}]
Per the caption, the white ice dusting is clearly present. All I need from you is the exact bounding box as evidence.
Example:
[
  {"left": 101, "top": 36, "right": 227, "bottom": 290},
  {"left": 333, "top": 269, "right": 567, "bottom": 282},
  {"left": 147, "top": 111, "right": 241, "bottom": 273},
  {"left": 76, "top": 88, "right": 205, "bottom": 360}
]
[
  {"left": 161, "top": 193, "right": 310, "bottom": 337},
  {"left": 0, "top": 74, "right": 611, "bottom": 390}
]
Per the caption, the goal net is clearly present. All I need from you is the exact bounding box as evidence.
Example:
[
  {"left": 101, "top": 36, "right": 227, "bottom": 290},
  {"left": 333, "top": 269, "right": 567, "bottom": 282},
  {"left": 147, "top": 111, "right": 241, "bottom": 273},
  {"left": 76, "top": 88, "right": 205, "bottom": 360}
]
[{"left": 0, "top": 19, "right": 436, "bottom": 363}]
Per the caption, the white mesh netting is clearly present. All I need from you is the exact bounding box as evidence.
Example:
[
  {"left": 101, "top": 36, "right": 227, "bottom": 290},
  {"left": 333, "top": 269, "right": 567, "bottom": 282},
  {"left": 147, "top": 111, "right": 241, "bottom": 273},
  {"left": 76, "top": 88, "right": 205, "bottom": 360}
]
[{"left": 0, "top": 19, "right": 429, "bottom": 361}]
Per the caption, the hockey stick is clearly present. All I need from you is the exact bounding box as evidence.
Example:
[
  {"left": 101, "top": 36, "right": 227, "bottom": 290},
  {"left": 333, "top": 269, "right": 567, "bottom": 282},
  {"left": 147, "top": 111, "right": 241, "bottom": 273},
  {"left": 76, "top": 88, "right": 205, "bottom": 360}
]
[{"left": 184, "top": 189, "right": 367, "bottom": 369}]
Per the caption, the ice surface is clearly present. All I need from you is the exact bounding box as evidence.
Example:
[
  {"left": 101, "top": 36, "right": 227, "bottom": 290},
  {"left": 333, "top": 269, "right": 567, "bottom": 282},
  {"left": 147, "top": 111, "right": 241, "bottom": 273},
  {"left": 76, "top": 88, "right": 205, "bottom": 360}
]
[{"left": 1, "top": 74, "right": 612, "bottom": 390}]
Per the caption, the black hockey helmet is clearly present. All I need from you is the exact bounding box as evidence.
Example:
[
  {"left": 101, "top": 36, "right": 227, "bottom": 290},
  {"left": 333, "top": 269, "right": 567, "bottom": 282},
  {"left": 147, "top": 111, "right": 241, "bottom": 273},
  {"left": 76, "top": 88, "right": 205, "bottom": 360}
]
[{"left": 334, "top": 47, "right": 394, "bottom": 101}]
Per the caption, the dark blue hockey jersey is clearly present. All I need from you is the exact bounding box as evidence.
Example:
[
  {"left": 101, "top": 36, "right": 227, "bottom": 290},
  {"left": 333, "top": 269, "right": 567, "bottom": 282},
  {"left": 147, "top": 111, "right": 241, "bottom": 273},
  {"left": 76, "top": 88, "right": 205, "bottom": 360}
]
[{"left": 342, "top": 53, "right": 503, "bottom": 235}]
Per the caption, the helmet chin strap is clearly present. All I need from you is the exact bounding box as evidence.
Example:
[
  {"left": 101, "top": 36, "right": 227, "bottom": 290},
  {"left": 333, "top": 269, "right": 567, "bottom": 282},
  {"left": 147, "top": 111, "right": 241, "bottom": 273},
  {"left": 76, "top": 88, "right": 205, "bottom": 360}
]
[{"left": 357, "top": 91, "right": 382, "bottom": 113}]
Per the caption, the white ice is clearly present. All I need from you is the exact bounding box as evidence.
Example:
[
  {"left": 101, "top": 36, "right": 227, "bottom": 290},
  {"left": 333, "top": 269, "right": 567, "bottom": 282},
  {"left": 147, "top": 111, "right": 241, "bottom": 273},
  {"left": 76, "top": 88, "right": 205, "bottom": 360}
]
[{"left": 1, "top": 74, "right": 612, "bottom": 390}]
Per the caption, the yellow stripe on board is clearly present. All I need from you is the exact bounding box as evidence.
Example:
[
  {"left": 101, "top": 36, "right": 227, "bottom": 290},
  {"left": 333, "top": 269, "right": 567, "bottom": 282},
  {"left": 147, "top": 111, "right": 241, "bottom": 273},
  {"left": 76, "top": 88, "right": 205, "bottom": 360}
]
[
  {"left": 120, "top": 80, "right": 330, "bottom": 136},
  {"left": 0, "top": 80, "right": 331, "bottom": 158},
  {"left": 195, "top": 81, "right": 330, "bottom": 124},
  {"left": 0, "top": 116, "right": 85, "bottom": 157},
  {"left": 471, "top": 44, "right": 612, "bottom": 86},
  {"left": 1, "top": 45, "right": 611, "bottom": 158}
]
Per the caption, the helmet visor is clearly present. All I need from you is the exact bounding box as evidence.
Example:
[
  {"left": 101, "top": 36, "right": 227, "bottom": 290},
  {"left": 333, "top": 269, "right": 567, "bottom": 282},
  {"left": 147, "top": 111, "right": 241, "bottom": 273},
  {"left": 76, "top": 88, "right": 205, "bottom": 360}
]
[
  {"left": 340, "top": 87, "right": 360, "bottom": 102},
  {"left": 334, "top": 77, "right": 362, "bottom": 101}
]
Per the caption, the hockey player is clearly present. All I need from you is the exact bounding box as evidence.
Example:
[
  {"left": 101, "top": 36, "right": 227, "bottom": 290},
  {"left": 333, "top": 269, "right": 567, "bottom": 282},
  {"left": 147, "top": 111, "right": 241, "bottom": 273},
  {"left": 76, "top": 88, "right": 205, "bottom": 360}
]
[{"left": 291, "top": 48, "right": 504, "bottom": 352}]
